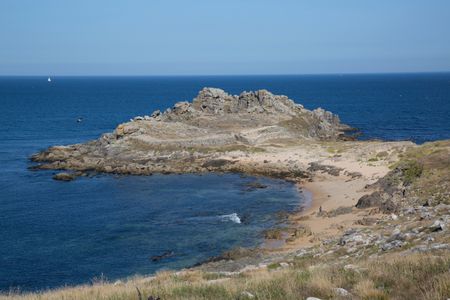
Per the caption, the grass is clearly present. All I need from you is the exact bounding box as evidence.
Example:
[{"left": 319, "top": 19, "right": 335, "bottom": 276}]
[
  {"left": 320, "top": 142, "right": 350, "bottom": 155},
  {"left": 3, "top": 252, "right": 450, "bottom": 300},
  {"left": 6, "top": 140, "right": 449, "bottom": 299},
  {"left": 398, "top": 141, "right": 450, "bottom": 204},
  {"left": 263, "top": 228, "right": 284, "bottom": 239},
  {"left": 402, "top": 160, "right": 423, "bottom": 185}
]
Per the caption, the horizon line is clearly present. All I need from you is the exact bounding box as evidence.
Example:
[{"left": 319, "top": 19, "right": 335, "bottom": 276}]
[{"left": 1, "top": 71, "right": 450, "bottom": 78}]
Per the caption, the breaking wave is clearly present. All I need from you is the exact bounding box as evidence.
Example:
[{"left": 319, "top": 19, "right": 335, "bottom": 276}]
[{"left": 220, "top": 213, "right": 242, "bottom": 224}]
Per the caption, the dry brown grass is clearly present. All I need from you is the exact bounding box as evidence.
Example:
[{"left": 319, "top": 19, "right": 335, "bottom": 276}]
[
  {"left": 402, "top": 140, "right": 450, "bottom": 205},
  {"left": 2, "top": 252, "right": 450, "bottom": 300}
]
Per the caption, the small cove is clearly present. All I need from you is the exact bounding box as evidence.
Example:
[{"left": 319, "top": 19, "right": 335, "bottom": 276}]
[
  {"left": 0, "top": 171, "right": 303, "bottom": 291},
  {"left": 1, "top": 74, "right": 449, "bottom": 291}
]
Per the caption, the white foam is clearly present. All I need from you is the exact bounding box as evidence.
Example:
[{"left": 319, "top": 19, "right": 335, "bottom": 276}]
[{"left": 220, "top": 213, "right": 241, "bottom": 224}]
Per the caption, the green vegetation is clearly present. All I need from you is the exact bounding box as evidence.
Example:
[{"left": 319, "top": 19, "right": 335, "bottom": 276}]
[
  {"left": 10, "top": 140, "right": 448, "bottom": 299},
  {"left": 263, "top": 228, "right": 284, "bottom": 239},
  {"left": 402, "top": 160, "right": 423, "bottom": 185},
  {"left": 376, "top": 151, "right": 389, "bottom": 158},
  {"left": 397, "top": 141, "right": 450, "bottom": 204}
]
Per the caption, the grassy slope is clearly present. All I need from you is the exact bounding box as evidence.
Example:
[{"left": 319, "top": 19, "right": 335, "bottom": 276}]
[
  {"left": 400, "top": 140, "right": 450, "bottom": 205},
  {"left": 2, "top": 252, "right": 449, "bottom": 300}
]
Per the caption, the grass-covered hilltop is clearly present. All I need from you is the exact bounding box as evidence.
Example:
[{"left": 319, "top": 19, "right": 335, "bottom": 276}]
[{"left": 7, "top": 89, "right": 450, "bottom": 299}]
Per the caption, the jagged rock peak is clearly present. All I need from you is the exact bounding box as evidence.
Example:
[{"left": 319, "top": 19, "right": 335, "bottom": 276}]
[
  {"left": 191, "top": 87, "right": 304, "bottom": 115},
  {"left": 147, "top": 87, "right": 349, "bottom": 135}
]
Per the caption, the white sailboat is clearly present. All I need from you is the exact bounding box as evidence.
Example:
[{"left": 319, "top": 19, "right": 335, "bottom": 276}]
[{"left": 47, "top": 77, "right": 52, "bottom": 82}]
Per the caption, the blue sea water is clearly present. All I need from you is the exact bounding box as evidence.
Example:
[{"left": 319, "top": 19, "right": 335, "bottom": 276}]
[{"left": 0, "top": 73, "right": 449, "bottom": 291}]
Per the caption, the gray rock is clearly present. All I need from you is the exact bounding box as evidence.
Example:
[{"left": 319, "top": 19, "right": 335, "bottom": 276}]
[
  {"left": 381, "top": 199, "right": 397, "bottom": 213},
  {"left": 355, "top": 192, "right": 383, "bottom": 208},
  {"left": 31, "top": 87, "right": 352, "bottom": 178},
  {"left": 403, "top": 207, "right": 416, "bottom": 215},
  {"left": 308, "top": 162, "right": 343, "bottom": 176},
  {"left": 381, "top": 240, "right": 405, "bottom": 251},
  {"left": 52, "top": 172, "right": 76, "bottom": 181},
  {"left": 151, "top": 110, "right": 161, "bottom": 118},
  {"left": 429, "top": 219, "right": 445, "bottom": 232},
  {"left": 239, "top": 291, "right": 255, "bottom": 299},
  {"left": 430, "top": 243, "right": 450, "bottom": 250},
  {"left": 420, "top": 211, "right": 433, "bottom": 220},
  {"left": 113, "top": 280, "right": 123, "bottom": 286},
  {"left": 333, "top": 287, "right": 350, "bottom": 297}
]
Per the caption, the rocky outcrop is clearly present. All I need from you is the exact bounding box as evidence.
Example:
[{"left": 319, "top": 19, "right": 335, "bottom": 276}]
[
  {"left": 52, "top": 172, "right": 77, "bottom": 181},
  {"left": 356, "top": 141, "right": 450, "bottom": 212},
  {"left": 31, "top": 88, "right": 352, "bottom": 177}
]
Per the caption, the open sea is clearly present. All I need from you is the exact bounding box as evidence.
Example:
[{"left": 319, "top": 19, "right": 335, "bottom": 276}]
[{"left": 1, "top": 73, "right": 449, "bottom": 291}]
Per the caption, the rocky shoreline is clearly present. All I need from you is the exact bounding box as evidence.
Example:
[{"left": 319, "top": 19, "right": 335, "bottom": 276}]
[
  {"left": 18, "top": 88, "right": 450, "bottom": 299},
  {"left": 30, "top": 88, "right": 450, "bottom": 259},
  {"left": 30, "top": 88, "right": 354, "bottom": 178}
]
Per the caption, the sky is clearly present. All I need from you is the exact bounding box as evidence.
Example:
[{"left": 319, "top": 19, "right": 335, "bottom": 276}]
[{"left": 1, "top": 0, "right": 450, "bottom": 75}]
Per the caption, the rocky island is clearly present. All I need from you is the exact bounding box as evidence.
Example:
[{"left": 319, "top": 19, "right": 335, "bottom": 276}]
[{"left": 16, "top": 88, "right": 450, "bottom": 299}]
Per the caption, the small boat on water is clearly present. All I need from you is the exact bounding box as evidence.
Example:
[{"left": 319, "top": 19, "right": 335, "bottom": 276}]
[{"left": 47, "top": 77, "right": 52, "bottom": 82}]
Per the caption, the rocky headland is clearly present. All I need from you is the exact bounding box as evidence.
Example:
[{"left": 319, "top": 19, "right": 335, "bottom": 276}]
[
  {"left": 31, "top": 87, "right": 353, "bottom": 177},
  {"left": 16, "top": 88, "right": 450, "bottom": 300}
]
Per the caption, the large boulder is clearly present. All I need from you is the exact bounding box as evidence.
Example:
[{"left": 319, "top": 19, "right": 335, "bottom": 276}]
[{"left": 356, "top": 191, "right": 384, "bottom": 208}]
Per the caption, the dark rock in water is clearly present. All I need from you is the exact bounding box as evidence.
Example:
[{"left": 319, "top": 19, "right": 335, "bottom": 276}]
[
  {"left": 243, "top": 181, "right": 268, "bottom": 191},
  {"left": 150, "top": 251, "right": 174, "bottom": 262},
  {"left": 239, "top": 213, "right": 251, "bottom": 224},
  {"left": 53, "top": 172, "right": 76, "bottom": 181}
]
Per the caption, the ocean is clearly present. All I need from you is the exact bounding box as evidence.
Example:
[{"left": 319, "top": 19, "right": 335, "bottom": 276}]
[{"left": 1, "top": 73, "right": 449, "bottom": 291}]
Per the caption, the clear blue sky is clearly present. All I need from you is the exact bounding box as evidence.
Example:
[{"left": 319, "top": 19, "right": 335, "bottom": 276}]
[{"left": 1, "top": 0, "right": 449, "bottom": 75}]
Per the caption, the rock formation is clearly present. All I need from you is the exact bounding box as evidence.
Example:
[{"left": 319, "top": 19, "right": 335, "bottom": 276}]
[{"left": 31, "top": 88, "right": 353, "bottom": 176}]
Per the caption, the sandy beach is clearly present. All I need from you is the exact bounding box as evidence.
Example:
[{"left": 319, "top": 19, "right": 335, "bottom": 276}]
[{"left": 217, "top": 140, "right": 414, "bottom": 250}]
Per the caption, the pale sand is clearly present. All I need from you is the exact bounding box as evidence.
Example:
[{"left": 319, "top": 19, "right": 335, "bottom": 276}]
[{"left": 223, "top": 140, "right": 414, "bottom": 250}]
